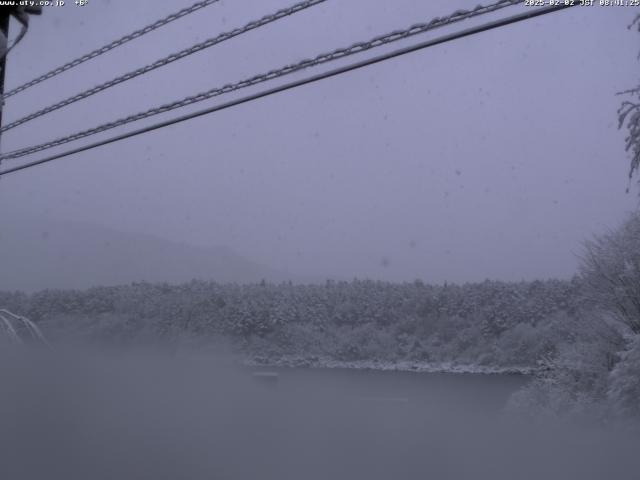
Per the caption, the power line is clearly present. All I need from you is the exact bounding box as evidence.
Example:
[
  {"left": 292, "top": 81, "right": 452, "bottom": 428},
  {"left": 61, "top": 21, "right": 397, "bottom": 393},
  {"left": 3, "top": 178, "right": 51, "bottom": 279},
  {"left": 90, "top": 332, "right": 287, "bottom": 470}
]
[
  {"left": 0, "top": 3, "right": 577, "bottom": 178},
  {"left": 0, "top": 0, "right": 327, "bottom": 134},
  {"left": 0, "top": 0, "right": 520, "bottom": 161},
  {"left": 1, "top": 0, "right": 221, "bottom": 101}
]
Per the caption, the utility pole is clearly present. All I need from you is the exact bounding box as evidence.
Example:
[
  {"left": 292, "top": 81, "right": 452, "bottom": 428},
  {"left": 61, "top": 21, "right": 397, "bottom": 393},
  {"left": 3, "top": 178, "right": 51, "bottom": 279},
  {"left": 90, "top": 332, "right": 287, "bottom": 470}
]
[
  {"left": 0, "top": 8, "right": 10, "bottom": 155},
  {"left": 0, "top": 6, "right": 41, "bottom": 157}
]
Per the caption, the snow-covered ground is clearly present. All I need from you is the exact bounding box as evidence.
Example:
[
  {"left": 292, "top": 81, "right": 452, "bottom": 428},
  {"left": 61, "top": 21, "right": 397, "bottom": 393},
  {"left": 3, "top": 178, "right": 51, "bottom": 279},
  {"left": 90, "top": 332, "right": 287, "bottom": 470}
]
[{"left": 244, "top": 355, "right": 537, "bottom": 375}]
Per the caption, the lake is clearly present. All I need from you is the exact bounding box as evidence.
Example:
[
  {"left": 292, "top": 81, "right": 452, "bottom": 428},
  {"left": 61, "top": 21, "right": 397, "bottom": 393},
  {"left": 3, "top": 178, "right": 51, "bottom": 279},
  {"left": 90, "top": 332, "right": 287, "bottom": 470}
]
[
  {"left": 0, "top": 351, "right": 637, "bottom": 480},
  {"left": 250, "top": 365, "right": 528, "bottom": 413}
]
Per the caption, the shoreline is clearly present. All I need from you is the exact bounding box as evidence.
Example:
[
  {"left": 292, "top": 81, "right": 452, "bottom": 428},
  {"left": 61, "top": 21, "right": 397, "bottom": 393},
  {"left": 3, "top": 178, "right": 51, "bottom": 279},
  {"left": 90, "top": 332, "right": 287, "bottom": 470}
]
[{"left": 243, "top": 356, "right": 537, "bottom": 375}]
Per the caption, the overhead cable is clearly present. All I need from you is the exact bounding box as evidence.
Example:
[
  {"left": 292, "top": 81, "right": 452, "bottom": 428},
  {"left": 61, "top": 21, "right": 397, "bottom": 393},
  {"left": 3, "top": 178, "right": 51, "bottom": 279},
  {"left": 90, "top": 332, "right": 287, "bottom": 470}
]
[
  {"left": 1, "top": 0, "right": 221, "bottom": 100},
  {"left": 0, "top": 3, "right": 578, "bottom": 178},
  {"left": 1, "top": 0, "right": 326, "bottom": 133},
  {"left": 0, "top": 0, "right": 520, "bottom": 160}
]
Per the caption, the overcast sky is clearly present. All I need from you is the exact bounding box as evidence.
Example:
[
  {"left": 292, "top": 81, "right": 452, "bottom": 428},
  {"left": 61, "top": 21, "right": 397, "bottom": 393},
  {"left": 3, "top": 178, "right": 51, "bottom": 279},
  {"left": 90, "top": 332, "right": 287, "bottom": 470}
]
[{"left": 0, "top": 0, "right": 638, "bottom": 283}]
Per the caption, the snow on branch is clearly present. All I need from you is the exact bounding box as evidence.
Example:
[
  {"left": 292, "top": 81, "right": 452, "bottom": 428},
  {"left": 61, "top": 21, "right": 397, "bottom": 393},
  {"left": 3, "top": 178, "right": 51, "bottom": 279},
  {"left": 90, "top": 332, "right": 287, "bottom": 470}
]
[{"left": 619, "top": 15, "right": 640, "bottom": 190}]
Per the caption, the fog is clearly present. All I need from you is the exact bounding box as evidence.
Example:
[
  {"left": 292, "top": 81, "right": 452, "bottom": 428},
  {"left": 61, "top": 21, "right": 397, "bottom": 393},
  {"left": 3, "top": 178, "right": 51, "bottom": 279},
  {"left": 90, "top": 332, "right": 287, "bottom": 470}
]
[
  {"left": 0, "top": 0, "right": 638, "bottom": 286},
  {"left": 1, "top": 3, "right": 640, "bottom": 478},
  {"left": 1, "top": 347, "right": 638, "bottom": 480}
]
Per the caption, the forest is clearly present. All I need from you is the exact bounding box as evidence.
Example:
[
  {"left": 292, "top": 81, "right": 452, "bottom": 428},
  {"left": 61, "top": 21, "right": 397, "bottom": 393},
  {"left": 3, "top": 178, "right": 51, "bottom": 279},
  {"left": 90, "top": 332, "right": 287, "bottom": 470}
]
[
  {"left": 0, "top": 275, "right": 584, "bottom": 371},
  {"left": 2, "top": 211, "right": 639, "bottom": 424}
]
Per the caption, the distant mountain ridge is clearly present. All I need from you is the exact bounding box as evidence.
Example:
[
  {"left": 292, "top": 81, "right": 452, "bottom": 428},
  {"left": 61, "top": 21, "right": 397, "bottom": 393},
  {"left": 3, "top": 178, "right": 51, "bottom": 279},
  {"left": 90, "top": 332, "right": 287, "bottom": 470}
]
[{"left": 0, "top": 217, "right": 293, "bottom": 292}]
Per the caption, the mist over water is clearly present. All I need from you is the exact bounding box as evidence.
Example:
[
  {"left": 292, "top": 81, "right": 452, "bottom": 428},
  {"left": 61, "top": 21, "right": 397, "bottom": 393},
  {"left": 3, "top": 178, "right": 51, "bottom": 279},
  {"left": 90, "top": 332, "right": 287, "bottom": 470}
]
[
  {"left": 1, "top": 1, "right": 639, "bottom": 478},
  {"left": 1, "top": 0, "right": 638, "bottom": 286},
  {"left": 0, "top": 347, "right": 637, "bottom": 480}
]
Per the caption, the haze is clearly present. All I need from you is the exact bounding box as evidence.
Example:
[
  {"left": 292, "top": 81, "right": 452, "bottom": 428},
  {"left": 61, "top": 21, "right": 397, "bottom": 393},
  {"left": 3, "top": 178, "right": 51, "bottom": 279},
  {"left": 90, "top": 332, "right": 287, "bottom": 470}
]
[{"left": 1, "top": 0, "right": 638, "bottom": 287}]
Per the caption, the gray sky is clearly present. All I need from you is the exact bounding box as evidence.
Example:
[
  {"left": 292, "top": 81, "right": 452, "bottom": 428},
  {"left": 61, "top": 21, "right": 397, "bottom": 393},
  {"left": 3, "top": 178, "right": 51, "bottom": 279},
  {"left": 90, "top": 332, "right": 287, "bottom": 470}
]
[{"left": 0, "top": 0, "right": 638, "bottom": 283}]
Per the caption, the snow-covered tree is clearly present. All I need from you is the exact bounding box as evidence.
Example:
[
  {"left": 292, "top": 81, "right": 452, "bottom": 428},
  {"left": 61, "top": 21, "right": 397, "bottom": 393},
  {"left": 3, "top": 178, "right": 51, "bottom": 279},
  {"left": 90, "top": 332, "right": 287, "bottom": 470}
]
[
  {"left": 618, "top": 15, "right": 640, "bottom": 189},
  {"left": 580, "top": 211, "right": 640, "bottom": 334},
  {"left": 608, "top": 336, "right": 640, "bottom": 420}
]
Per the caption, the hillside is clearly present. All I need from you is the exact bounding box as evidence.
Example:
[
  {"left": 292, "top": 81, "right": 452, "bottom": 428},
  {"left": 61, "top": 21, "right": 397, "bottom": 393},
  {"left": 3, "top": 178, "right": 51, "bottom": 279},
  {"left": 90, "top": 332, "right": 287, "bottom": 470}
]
[{"left": 0, "top": 217, "right": 292, "bottom": 291}]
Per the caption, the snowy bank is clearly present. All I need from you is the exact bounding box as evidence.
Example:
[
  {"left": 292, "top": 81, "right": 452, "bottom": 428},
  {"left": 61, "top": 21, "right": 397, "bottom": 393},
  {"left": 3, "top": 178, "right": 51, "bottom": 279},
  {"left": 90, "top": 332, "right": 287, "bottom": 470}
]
[{"left": 244, "top": 355, "right": 537, "bottom": 375}]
